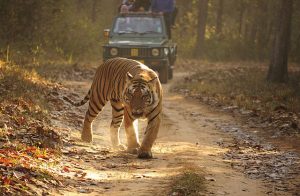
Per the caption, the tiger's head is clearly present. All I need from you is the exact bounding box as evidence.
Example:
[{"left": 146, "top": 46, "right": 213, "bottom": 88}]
[{"left": 123, "top": 72, "right": 160, "bottom": 119}]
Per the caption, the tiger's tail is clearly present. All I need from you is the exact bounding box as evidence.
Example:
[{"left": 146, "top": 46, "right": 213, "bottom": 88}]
[{"left": 63, "top": 90, "right": 90, "bottom": 107}]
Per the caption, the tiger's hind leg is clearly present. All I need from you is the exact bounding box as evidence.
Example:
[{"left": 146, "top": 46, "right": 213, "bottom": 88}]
[
  {"left": 124, "top": 108, "right": 140, "bottom": 154},
  {"left": 82, "top": 98, "right": 106, "bottom": 142},
  {"left": 110, "top": 101, "right": 125, "bottom": 150}
]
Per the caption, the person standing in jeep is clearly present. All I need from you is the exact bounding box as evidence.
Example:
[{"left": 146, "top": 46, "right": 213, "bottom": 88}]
[
  {"left": 131, "top": 0, "right": 152, "bottom": 11},
  {"left": 119, "top": 0, "right": 135, "bottom": 13},
  {"left": 119, "top": 0, "right": 152, "bottom": 12},
  {"left": 151, "top": 0, "right": 174, "bottom": 38}
]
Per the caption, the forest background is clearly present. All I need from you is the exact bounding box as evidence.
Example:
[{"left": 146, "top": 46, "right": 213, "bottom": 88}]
[{"left": 0, "top": 0, "right": 299, "bottom": 64}]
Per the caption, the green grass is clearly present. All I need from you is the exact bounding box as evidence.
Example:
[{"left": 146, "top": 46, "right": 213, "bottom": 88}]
[{"left": 169, "top": 170, "right": 206, "bottom": 196}]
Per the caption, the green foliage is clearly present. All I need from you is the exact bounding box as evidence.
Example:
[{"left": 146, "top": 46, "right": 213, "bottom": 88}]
[
  {"left": 174, "top": 0, "right": 299, "bottom": 62},
  {"left": 170, "top": 170, "right": 206, "bottom": 196},
  {"left": 0, "top": 0, "right": 119, "bottom": 63},
  {"left": 173, "top": 7, "right": 198, "bottom": 58},
  {"left": 0, "top": 0, "right": 299, "bottom": 63}
]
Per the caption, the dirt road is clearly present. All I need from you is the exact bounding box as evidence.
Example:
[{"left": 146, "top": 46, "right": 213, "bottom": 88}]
[{"left": 55, "top": 73, "right": 273, "bottom": 195}]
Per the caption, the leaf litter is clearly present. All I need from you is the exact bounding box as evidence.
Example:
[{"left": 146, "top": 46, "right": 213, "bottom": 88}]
[{"left": 215, "top": 122, "right": 300, "bottom": 195}]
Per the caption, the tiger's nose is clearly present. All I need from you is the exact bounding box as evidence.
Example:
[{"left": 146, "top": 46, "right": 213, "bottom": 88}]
[{"left": 132, "top": 109, "right": 143, "bottom": 117}]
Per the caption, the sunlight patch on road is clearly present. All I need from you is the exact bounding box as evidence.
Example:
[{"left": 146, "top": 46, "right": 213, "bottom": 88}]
[
  {"left": 84, "top": 169, "right": 179, "bottom": 182},
  {"left": 164, "top": 95, "right": 185, "bottom": 102},
  {"left": 85, "top": 169, "right": 108, "bottom": 180},
  {"left": 154, "top": 141, "right": 227, "bottom": 156}
]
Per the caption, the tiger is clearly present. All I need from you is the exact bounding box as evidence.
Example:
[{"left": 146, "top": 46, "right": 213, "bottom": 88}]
[{"left": 64, "top": 57, "right": 162, "bottom": 159}]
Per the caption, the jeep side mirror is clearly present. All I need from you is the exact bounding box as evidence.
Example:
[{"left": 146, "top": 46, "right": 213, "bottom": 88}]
[{"left": 103, "top": 29, "right": 110, "bottom": 38}]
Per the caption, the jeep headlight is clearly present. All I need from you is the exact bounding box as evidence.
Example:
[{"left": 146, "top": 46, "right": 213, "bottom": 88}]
[
  {"left": 110, "top": 48, "right": 118, "bottom": 56},
  {"left": 164, "top": 48, "right": 169, "bottom": 56},
  {"left": 152, "top": 48, "right": 160, "bottom": 56}
]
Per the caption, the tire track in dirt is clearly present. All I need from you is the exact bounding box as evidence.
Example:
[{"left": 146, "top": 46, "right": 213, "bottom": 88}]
[{"left": 55, "top": 73, "right": 269, "bottom": 195}]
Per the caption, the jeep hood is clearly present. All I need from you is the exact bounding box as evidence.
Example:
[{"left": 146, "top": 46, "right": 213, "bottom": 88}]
[{"left": 109, "top": 37, "right": 168, "bottom": 46}]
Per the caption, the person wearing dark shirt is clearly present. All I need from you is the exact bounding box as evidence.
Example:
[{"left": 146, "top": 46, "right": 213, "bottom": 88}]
[
  {"left": 131, "top": 0, "right": 152, "bottom": 12},
  {"left": 151, "top": 0, "right": 174, "bottom": 38},
  {"left": 151, "top": 0, "right": 174, "bottom": 13}
]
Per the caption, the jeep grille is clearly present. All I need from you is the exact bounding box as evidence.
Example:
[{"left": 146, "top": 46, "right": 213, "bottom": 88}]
[{"left": 119, "top": 48, "right": 152, "bottom": 57}]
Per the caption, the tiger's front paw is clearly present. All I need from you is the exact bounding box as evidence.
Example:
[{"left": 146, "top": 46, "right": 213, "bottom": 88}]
[
  {"left": 137, "top": 150, "right": 153, "bottom": 159},
  {"left": 112, "top": 143, "right": 126, "bottom": 151},
  {"left": 116, "top": 144, "right": 126, "bottom": 151},
  {"left": 81, "top": 132, "right": 93, "bottom": 143},
  {"left": 127, "top": 147, "right": 139, "bottom": 154},
  {"left": 127, "top": 143, "right": 140, "bottom": 154}
]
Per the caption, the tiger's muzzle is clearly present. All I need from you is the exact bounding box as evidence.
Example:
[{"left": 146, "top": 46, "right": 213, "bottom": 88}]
[
  {"left": 132, "top": 110, "right": 144, "bottom": 118},
  {"left": 130, "top": 88, "right": 146, "bottom": 118}
]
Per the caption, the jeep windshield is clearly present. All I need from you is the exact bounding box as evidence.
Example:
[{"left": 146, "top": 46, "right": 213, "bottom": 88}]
[{"left": 113, "top": 16, "right": 163, "bottom": 35}]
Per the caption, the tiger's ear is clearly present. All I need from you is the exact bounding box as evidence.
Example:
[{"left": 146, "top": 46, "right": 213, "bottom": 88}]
[
  {"left": 148, "top": 77, "right": 158, "bottom": 84},
  {"left": 126, "top": 72, "right": 133, "bottom": 82}
]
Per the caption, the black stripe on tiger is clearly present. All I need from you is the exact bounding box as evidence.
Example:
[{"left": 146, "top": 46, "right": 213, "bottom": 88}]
[
  {"left": 67, "top": 57, "right": 162, "bottom": 159},
  {"left": 148, "top": 110, "right": 160, "bottom": 125},
  {"left": 94, "top": 77, "right": 106, "bottom": 107},
  {"left": 112, "top": 104, "right": 124, "bottom": 113},
  {"left": 63, "top": 90, "right": 90, "bottom": 107},
  {"left": 114, "top": 113, "right": 124, "bottom": 119}
]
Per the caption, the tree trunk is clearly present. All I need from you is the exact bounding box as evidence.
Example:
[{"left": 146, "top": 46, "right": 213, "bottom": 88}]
[
  {"left": 238, "top": 1, "right": 246, "bottom": 36},
  {"left": 267, "top": 0, "right": 293, "bottom": 83},
  {"left": 256, "top": 0, "right": 269, "bottom": 60},
  {"left": 91, "top": 0, "right": 98, "bottom": 23},
  {"left": 194, "top": 0, "right": 208, "bottom": 58},
  {"left": 77, "top": 0, "right": 84, "bottom": 12},
  {"left": 216, "top": 0, "right": 223, "bottom": 36},
  {"left": 246, "top": 2, "right": 258, "bottom": 48}
]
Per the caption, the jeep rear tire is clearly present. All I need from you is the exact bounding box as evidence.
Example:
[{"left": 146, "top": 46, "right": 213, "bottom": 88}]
[
  {"left": 168, "top": 67, "right": 173, "bottom": 79},
  {"left": 159, "top": 63, "right": 168, "bottom": 84}
]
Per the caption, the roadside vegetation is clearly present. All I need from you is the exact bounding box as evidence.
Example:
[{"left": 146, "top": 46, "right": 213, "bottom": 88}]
[
  {"left": 169, "top": 168, "right": 206, "bottom": 196},
  {"left": 0, "top": 60, "right": 67, "bottom": 194},
  {"left": 0, "top": 58, "right": 100, "bottom": 194},
  {"left": 172, "top": 60, "right": 300, "bottom": 137},
  {"left": 174, "top": 62, "right": 300, "bottom": 113}
]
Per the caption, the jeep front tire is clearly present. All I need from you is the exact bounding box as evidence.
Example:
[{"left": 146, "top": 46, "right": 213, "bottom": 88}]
[
  {"left": 168, "top": 67, "right": 173, "bottom": 79},
  {"left": 159, "top": 63, "right": 168, "bottom": 84}
]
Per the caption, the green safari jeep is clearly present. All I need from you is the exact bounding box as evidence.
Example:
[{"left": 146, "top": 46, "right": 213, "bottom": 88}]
[{"left": 102, "top": 12, "right": 177, "bottom": 84}]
